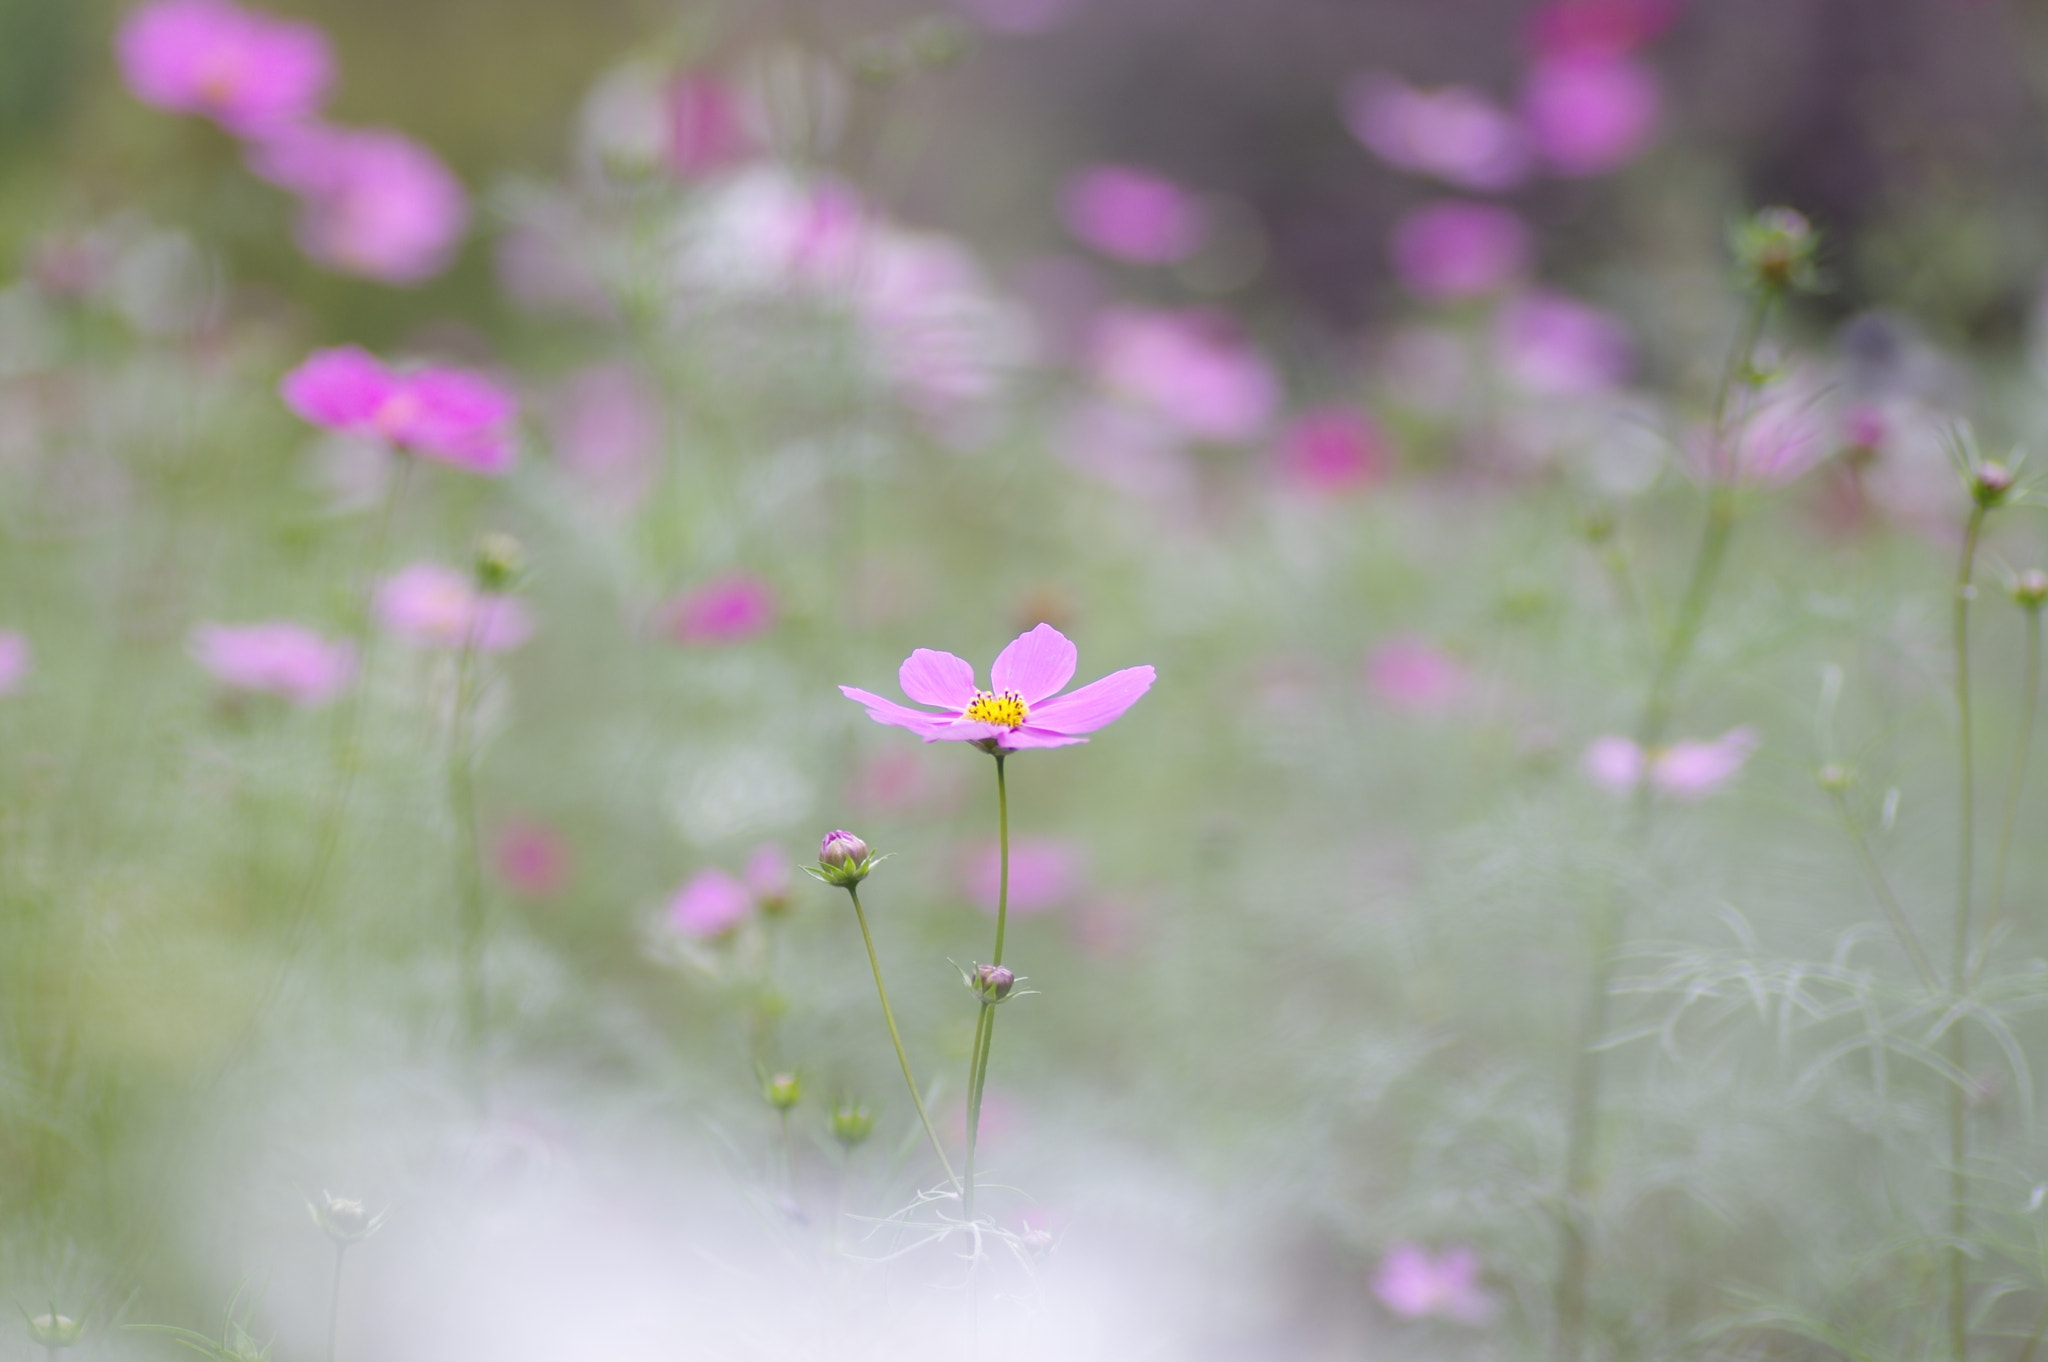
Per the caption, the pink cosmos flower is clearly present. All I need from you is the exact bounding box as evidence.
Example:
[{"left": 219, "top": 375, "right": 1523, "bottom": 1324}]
[
  {"left": 0, "top": 633, "right": 31, "bottom": 695},
  {"left": 1372, "top": 1243, "right": 1494, "bottom": 1323},
  {"left": 116, "top": 0, "right": 332, "bottom": 136},
  {"left": 744, "top": 845, "right": 792, "bottom": 909},
  {"left": 841, "top": 622, "right": 1155, "bottom": 753},
  {"left": 1343, "top": 74, "right": 1531, "bottom": 192},
  {"left": 547, "top": 363, "right": 659, "bottom": 510},
  {"left": 964, "top": 838, "right": 1082, "bottom": 915},
  {"left": 1686, "top": 372, "right": 1833, "bottom": 487},
  {"left": 1390, "top": 202, "right": 1532, "bottom": 302},
  {"left": 1582, "top": 726, "right": 1759, "bottom": 799},
  {"left": 190, "top": 621, "right": 356, "bottom": 706},
  {"left": 376, "top": 563, "right": 533, "bottom": 653},
  {"left": 249, "top": 125, "right": 468, "bottom": 284},
  {"left": 668, "top": 868, "right": 752, "bottom": 938},
  {"left": 1060, "top": 165, "right": 1206, "bottom": 265},
  {"left": 1526, "top": 0, "right": 1680, "bottom": 58},
  {"left": 282, "top": 346, "right": 516, "bottom": 475},
  {"left": 1091, "top": 306, "right": 1279, "bottom": 442},
  {"left": 663, "top": 575, "right": 777, "bottom": 646},
  {"left": 1493, "top": 291, "right": 1634, "bottom": 396},
  {"left": 1271, "top": 407, "right": 1391, "bottom": 496},
  {"left": 1522, "top": 54, "right": 1661, "bottom": 177},
  {"left": 666, "top": 73, "right": 754, "bottom": 178},
  {"left": 1367, "top": 637, "right": 1471, "bottom": 714},
  {"left": 493, "top": 820, "right": 573, "bottom": 898}
]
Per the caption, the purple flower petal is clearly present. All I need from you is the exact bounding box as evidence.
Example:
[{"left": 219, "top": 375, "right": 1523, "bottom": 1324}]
[
  {"left": 991, "top": 623, "right": 1078, "bottom": 703},
  {"left": 839, "top": 685, "right": 954, "bottom": 736},
  {"left": 998, "top": 727, "right": 1090, "bottom": 749},
  {"left": 1023, "top": 664, "right": 1155, "bottom": 736},
  {"left": 281, "top": 345, "right": 394, "bottom": 434},
  {"left": 899, "top": 648, "right": 979, "bottom": 708},
  {"left": 925, "top": 717, "right": 1009, "bottom": 744}
]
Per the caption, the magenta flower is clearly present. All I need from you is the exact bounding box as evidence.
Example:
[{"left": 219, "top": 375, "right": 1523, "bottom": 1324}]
[
  {"left": 1343, "top": 74, "right": 1531, "bottom": 192},
  {"left": 547, "top": 364, "right": 659, "bottom": 510},
  {"left": 1390, "top": 202, "right": 1532, "bottom": 302},
  {"left": 668, "top": 868, "right": 752, "bottom": 938},
  {"left": 841, "top": 622, "right": 1155, "bottom": 753},
  {"left": 190, "top": 621, "right": 356, "bottom": 706},
  {"left": 1493, "top": 291, "right": 1633, "bottom": 397},
  {"left": 1685, "top": 371, "right": 1833, "bottom": 487},
  {"left": 1526, "top": 0, "right": 1678, "bottom": 58},
  {"left": 1366, "top": 637, "right": 1471, "bottom": 714},
  {"left": 117, "top": 0, "right": 332, "bottom": 136},
  {"left": 1060, "top": 164, "right": 1206, "bottom": 265},
  {"left": 1271, "top": 407, "right": 1391, "bottom": 497},
  {"left": 1090, "top": 306, "right": 1278, "bottom": 442},
  {"left": 375, "top": 563, "right": 533, "bottom": 653},
  {"left": 964, "top": 838, "right": 1082, "bottom": 915},
  {"left": 282, "top": 346, "right": 516, "bottom": 476},
  {"left": 1521, "top": 54, "right": 1661, "bottom": 177},
  {"left": 0, "top": 632, "right": 31, "bottom": 695},
  {"left": 249, "top": 124, "right": 468, "bottom": 284},
  {"left": 1371, "top": 1243, "right": 1494, "bottom": 1323},
  {"left": 663, "top": 574, "right": 777, "bottom": 646},
  {"left": 1582, "top": 726, "right": 1760, "bottom": 799},
  {"left": 666, "top": 73, "right": 754, "bottom": 178},
  {"left": 492, "top": 820, "right": 573, "bottom": 898}
]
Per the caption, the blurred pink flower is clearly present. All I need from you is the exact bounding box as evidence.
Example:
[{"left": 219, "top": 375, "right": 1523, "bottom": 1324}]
[
  {"left": 190, "top": 621, "right": 356, "bottom": 706},
  {"left": 282, "top": 346, "right": 516, "bottom": 475},
  {"left": 1091, "top": 306, "right": 1279, "bottom": 442},
  {"left": 1060, "top": 165, "right": 1206, "bottom": 265},
  {"left": 841, "top": 622, "right": 1155, "bottom": 752},
  {"left": 117, "top": 0, "right": 332, "bottom": 135},
  {"left": 1522, "top": 54, "right": 1661, "bottom": 177},
  {"left": 1054, "top": 400, "right": 1194, "bottom": 503},
  {"left": 249, "top": 124, "right": 468, "bottom": 284},
  {"left": 1582, "top": 726, "right": 1759, "bottom": 799},
  {"left": 854, "top": 231, "right": 1034, "bottom": 430},
  {"left": 1271, "top": 407, "right": 1391, "bottom": 496},
  {"left": 1372, "top": 1243, "right": 1494, "bottom": 1323},
  {"left": 1343, "top": 74, "right": 1531, "bottom": 192},
  {"left": 1367, "top": 637, "right": 1471, "bottom": 714},
  {"left": 663, "top": 575, "right": 777, "bottom": 646},
  {"left": 1686, "top": 372, "right": 1833, "bottom": 487},
  {"left": 376, "top": 563, "right": 533, "bottom": 652},
  {"left": 548, "top": 363, "right": 659, "bottom": 509},
  {"left": 744, "top": 845, "right": 791, "bottom": 908},
  {"left": 1390, "top": 202, "right": 1531, "bottom": 302},
  {"left": 847, "top": 747, "right": 936, "bottom": 814},
  {"left": 666, "top": 73, "right": 754, "bottom": 178},
  {"left": 493, "top": 820, "right": 573, "bottom": 898},
  {"left": 668, "top": 868, "right": 752, "bottom": 938},
  {"left": 0, "top": 633, "right": 31, "bottom": 695},
  {"left": 1526, "top": 0, "right": 1679, "bottom": 58},
  {"left": 1494, "top": 291, "right": 1634, "bottom": 396},
  {"left": 964, "top": 837, "right": 1083, "bottom": 915}
]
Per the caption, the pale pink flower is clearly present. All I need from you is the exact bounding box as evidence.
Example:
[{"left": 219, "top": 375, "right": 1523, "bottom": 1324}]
[
  {"left": 663, "top": 575, "right": 776, "bottom": 646},
  {"left": 1053, "top": 400, "right": 1195, "bottom": 503},
  {"left": 0, "top": 633, "right": 31, "bottom": 694},
  {"left": 841, "top": 622, "right": 1155, "bottom": 753},
  {"left": 668, "top": 868, "right": 751, "bottom": 938},
  {"left": 548, "top": 363, "right": 659, "bottom": 509},
  {"left": 1522, "top": 54, "right": 1661, "bottom": 177},
  {"left": 666, "top": 73, "right": 754, "bottom": 178},
  {"left": 1091, "top": 306, "right": 1278, "bottom": 442},
  {"left": 493, "top": 820, "right": 573, "bottom": 898},
  {"left": 1372, "top": 1243, "right": 1494, "bottom": 1323},
  {"left": 964, "top": 838, "right": 1082, "bottom": 915},
  {"left": 1343, "top": 74, "right": 1531, "bottom": 192},
  {"left": 249, "top": 124, "right": 468, "bottom": 284},
  {"left": 376, "top": 563, "right": 533, "bottom": 653},
  {"left": 1686, "top": 372, "right": 1833, "bottom": 487},
  {"left": 1493, "top": 291, "right": 1633, "bottom": 396},
  {"left": 744, "top": 845, "right": 792, "bottom": 909},
  {"left": 1367, "top": 637, "right": 1471, "bottom": 714},
  {"left": 1390, "top": 202, "right": 1531, "bottom": 302},
  {"left": 847, "top": 747, "right": 936, "bottom": 814},
  {"left": 853, "top": 230, "right": 1034, "bottom": 429},
  {"left": 116, "top": 0, "right": 332, "bottom": 135},
  {"left": 1060, "top": 165, "right": 1205, "bottom": 265},
  {"left": 282, "top": 346, "right": 516, "bottom": 475},
  {"left": 190, "top": 621, "right": 356, "bottom": 706},
  {"left": 1582, "top": 726, "right": 1760, "bottom": 799},
  {"left": 1271, "top": 407, "right": 1391, "bottom": 496}
]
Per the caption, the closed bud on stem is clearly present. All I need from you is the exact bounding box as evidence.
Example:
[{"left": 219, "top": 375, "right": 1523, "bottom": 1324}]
[
  {"left": 807, "top": 830, "right": 888, "bottom": 888},
  {"left": 27, "top": 1315, "right": 81, "bottom": 1349},
  {"left": 309, "top": 1190, "right": 383, "bottom": 1244},
  {"left": 764, "top": 1071, "right": 801, "bottom": 1111},
  {"left": 2015, "top": 569, "right": 2048, "bottom": 609},
  {"left": 971, "top": 962, "right": 1015, "bottom": 1002},
  {"left": 1971, "top": 461, "right": 2015, "bottom": 508},
  {"left": 1732, "top": 207, "right": 1819, "bottom": 296},
  {"left": 830, "top": 1101, "right": 873, "bottom": 1148},
  {"left": 473, "top": 533, "right": 526, "bottom": 594},
  {"left": 1816, "top": 763, "right": 1855, "bottom": 794}
]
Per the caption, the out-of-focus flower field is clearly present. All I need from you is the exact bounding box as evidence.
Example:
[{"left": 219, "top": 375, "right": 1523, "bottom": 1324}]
[{"left": 9, "top": 0, "right": 2048, "bottom": 1358}]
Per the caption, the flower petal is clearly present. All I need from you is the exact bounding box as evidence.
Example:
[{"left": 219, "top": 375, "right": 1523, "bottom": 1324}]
[
  {"left": 997, "top": 726, "right": 1090, "bottom": 749},
  {"left": 899, "top": 649, "right": 978, "bottom": 708},
  {"left": 281, "top": 345, "right": 394, "bottom": 434},
  {"left": 991, "top": 623, "right": 1078, "bottom": 703},
  {"left": 840, "top": 685, "right": 952, "bottom": 736},
  {"left": 1021, "top": 664, "right": 1154, "bottom": 735},
  {"left": 925, "top": 717, "right": 1007, "bottom": 744}
]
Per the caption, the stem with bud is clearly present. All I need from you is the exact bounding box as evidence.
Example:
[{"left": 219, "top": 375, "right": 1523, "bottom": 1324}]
[
  {"left": 963, "top": 753, "right": 1009, "bottom": 1222},
  {"left": 845, "top": 883, "right": 959, "bottom": 1191}
]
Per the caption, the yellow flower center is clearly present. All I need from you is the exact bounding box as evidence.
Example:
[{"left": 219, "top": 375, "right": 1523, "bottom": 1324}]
[{"left": 963, "top": 688, "right": 1029, "bottom": 728}]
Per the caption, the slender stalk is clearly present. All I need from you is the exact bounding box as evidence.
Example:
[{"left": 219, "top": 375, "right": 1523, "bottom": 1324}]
[
  {"left": 1948, "top": 504, "right": 1988, "bottom": 1362},
  {"left": 1982, "top": 605, "right": 2042, "bottom": 972},
  {"left": 449, "top": 626, "right": 488, "bottom": 1110},
  {"left": 1828, "top": 789, "right": 1942, "bottom": 994},
  {"left": 845, "top": 884, "right": 959, "bottom": 1190},
  {"left": 324, "top": 1242, "right": 348, "bottom": 1362},
  {"left": 963, "top": 753, "right": 1009, "bottom": 1222}
]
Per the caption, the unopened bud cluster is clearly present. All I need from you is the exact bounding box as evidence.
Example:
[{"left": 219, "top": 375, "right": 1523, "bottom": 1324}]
[
  {"left": 764, "top": 1071, "right": 802, "bottom": 1111},
  {"left": 1732, "top": 207, "right": 1819, "bottom": 296},
  {"left": 2017, "top": 570, "right": 2048, "bottom": 609},
  {"left": 1971, "top": 461, "right": 2017, "bottom": 509},
  {"left": 970, "top": 963, "right": 1015, "bottom": 1003},
  {"left": 473, "top": 532, "right": 526, "bottom": 594},
  {"left": 806, "top": 829, "right": 889, "bottom": 889},
  {"left": 830, "top": 1101, "right": 873, "bottom": 1148}
]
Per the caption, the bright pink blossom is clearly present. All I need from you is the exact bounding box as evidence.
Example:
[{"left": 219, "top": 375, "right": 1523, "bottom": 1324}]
[
  {"left": 841, "top": 622, "right": 1155, "bottom": 753},
  {"left": 1271, "top": 407, "right": 1391, "bottom": 496},
  {"left": 1526, "top": 0, "right": 1680, "bottom": 58},
  {"left": 0, "top": 633, "right": 31, "bottom": 695},
  {"left": 1343, "top": 75, "right": 1531, "bottom": 192},
  {"left": 1372, "top": 1243, "right": 1494, "bottom": 1323},
  {"left": 249, "top": 125, "right": 468, "bottom": 284},
  {"left": 493, "top": 820, "right": 573, "bottom": 898},
  {"left": 1060, "top": 165, "right": 1205, "bottom": 265},
  {"left": 1091, "top": 306, "right": 1278, "bottom": 442},
  {"left": 1494, "top": 291, "right": 1633, "bottom": 396},
  {"left": 964, "top": 838, "right": 1082, "bottom": 915},
  {"left": 1390, "top": 202, "right": 1531, "bottom": 302},
  {"left": 666, "top": 73, "right": 754, "bottom": 178},
  {"left": 190, "top": 621, "right": 356, "bottom": 706},
  {"left": 1582, "top": 726, "right": 1759, "bottom": 799},
  {"left": 282, "top": 346, "right": 516, "bottom": 475},
  {"left": 116, "top": 0, "right": 332, "bottom": 135},
  {"left": 1367, "top": 637, "right": 1471, "bottom": 714},
  {"left": 1522, "top": 55, "right": 1661, "bottom": 177},
  {"left": 668, "top": 868, "right": 752, "bottom": 938},
  {"left": 663, "top": 575, "right": 777, "bottom": 646},
  {"left": 375, "top": 563, "right": 533, "bottom": 653}
]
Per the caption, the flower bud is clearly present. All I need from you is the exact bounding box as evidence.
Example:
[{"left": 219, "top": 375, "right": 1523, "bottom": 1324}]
[
  {"left": 971, "top": 963, "right": 1015, "bottom": 1002},
  {"left": 309, "top": 1191, "right": 382, "bottom": 1244},
  {"left": 1816, "top": 763, "right": 1854, "bottom": 794},
  {"left": 830, "top": 1101, "right": 873, "bottom": 1148},
  {"left": 2017, "top": 570, "right": 2048, "bottom": 610},
  {"left": 28, "top": 1315, "right": 82, "bottom": 1349},
  {"left": 473, "top": 533, "right": 526, "bottom": 594},
  {"left": 1731, "top": 207, "right": 1819, "bottom": 295},
  {"left": 1971, "top": 460, "right": 2016, "bottom": 508},
  {"left": 820, "top": 830, "right": 867, "bottom": 868},
  {"left": 764, "top": 1071, "right": 801, "bottom": 1111}
]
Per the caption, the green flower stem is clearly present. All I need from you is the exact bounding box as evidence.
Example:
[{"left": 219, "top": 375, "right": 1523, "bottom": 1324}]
[
  {"left": 324, "top": 1241, "right": 348, "bottom": 1362},
  {"left": 1829, "top": 788, "right": 1941, "bottom": 994},
  {"left": 963, "top": 753, "right": 1010, "bottom": 1222},
  {"left": 1949, "top": 503, "right": 1989, "bottom": 1362},
  {"left": 845, "top": 883, "right": 959, "bottom": 1191},
  {"left": 1982, "top": 604, "right": 2041, "bottom": 976},
  {"left": 449, "top": 628, "right": 487, "bottom": 1110}
]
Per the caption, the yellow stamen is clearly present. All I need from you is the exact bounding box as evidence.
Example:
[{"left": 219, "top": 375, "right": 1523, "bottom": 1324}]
[{"left": 964, "top": 688, "right": 1028, "bottom": 728}]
